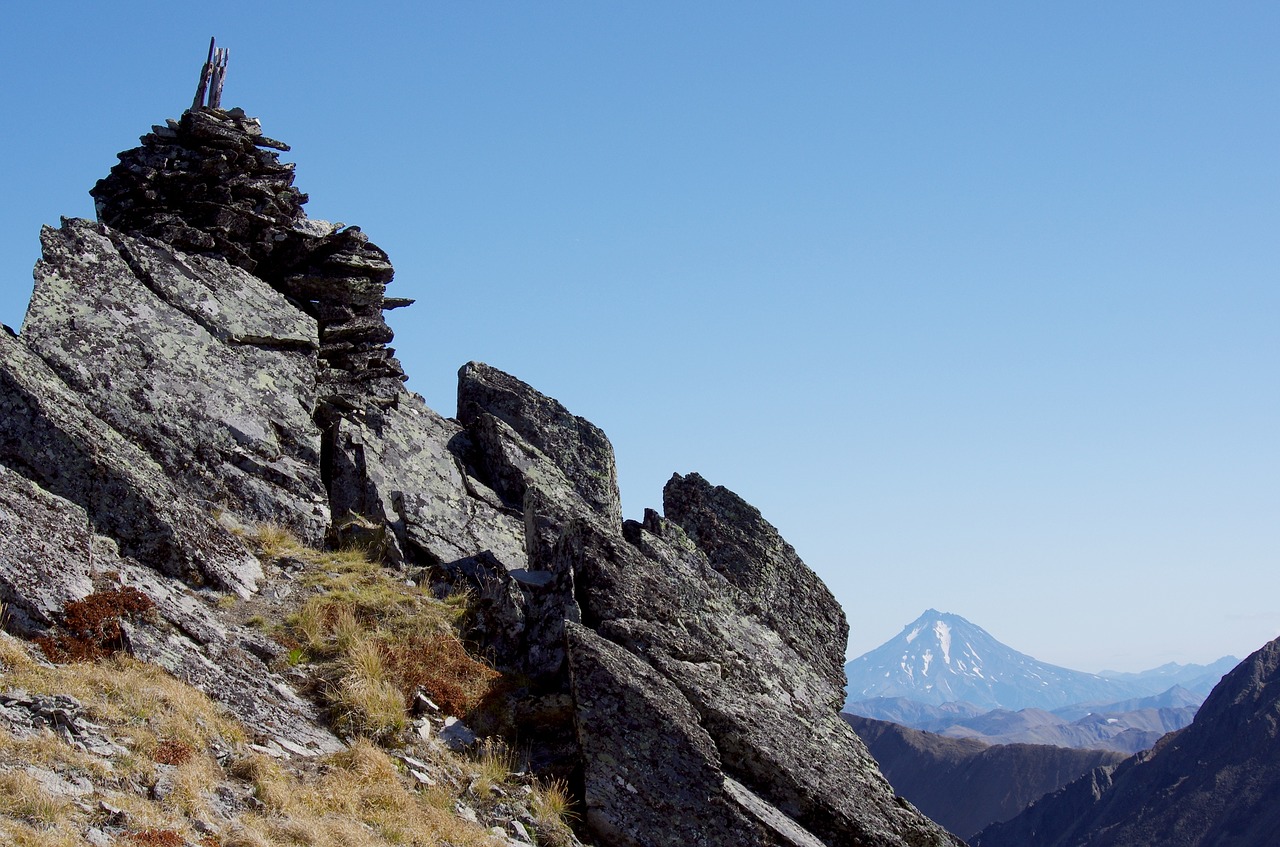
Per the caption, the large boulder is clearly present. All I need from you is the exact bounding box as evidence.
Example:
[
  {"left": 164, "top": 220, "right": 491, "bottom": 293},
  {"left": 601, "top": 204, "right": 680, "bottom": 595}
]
[
  {"left": 0, "top": 324, "right": 262, "bottom": 596},
  {"left": 22, "top": 218, "right": 328, "bottom": 542}
]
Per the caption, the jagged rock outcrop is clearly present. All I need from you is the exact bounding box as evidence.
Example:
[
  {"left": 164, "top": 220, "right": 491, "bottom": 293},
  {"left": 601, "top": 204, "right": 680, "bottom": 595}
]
[
  {"left": 663, "top": 472, "right": 848, "bottom": 696},
  {"left": 976, "top": 637, "right": 1280, "bottom": 847},
  {"left": 24, "top": 217, "right": 328, "bottom": 544},
  {"left": 0, "top": 104, "right": 960, "bottom": 846},
  {"left": 458, "top": 361, "right": 622, "bottom": 527},
  {"left": 445, "top": 366, "right": 961, "bottom": 846}
]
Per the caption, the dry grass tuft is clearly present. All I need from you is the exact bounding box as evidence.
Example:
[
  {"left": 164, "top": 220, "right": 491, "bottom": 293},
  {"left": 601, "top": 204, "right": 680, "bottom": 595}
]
[
  {"left": 469, "top": 738, "right": 517, "bottom": 797},
  {"left": 0, "top": 771, "right": 71, "bottom": 827},
  {"left": 532, "top": 777, "right": 578, "bottom": 846},
  {"left": 258, "top": 524, "right": 498, "bottom": 739}
]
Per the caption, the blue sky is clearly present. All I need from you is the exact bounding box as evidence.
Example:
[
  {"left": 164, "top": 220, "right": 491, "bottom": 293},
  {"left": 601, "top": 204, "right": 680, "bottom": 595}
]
[{"left": 1, "top": 3, "right": 1276, "bottom": 672}]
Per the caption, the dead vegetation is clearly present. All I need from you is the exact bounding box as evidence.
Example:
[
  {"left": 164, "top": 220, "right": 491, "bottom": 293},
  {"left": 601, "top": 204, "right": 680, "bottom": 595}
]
[
  {"left": 253, "top": 524, "right": 500, "bottom": 738},
  {"left": 33, "top": 588, "right": 155, "bottom": 662},
  {"left": 0, "top": 522, "right": 578, "bottom": 847}
]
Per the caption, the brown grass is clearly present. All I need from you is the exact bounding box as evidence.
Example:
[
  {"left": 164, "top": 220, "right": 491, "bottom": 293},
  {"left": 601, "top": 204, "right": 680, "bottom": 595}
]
[{"left": 259, "top": 524, "right": 498, "bottom": 740}]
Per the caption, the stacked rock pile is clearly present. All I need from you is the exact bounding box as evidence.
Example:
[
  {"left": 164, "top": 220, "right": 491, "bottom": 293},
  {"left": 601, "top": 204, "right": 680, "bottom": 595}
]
[{"left": 90, "top": 107, "right": 409, "bottom": 411}]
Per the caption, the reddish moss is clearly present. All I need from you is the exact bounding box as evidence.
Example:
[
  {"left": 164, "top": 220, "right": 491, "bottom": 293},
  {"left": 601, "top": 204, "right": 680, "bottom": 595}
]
[
  {"left": 36, "top": 587, "right": 155, "bottom": 662},
  {"left": 151, "top": 737, "right": 195, "bottom": 766},
  {"left": 126, "top": 829, "right": 185, "bottom": 846}
]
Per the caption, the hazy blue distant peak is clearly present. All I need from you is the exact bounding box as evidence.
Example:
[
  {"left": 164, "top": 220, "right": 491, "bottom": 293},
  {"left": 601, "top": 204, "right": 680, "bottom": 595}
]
[{"left": 846, "top": 609, "right": 1199, "bottom": 711}]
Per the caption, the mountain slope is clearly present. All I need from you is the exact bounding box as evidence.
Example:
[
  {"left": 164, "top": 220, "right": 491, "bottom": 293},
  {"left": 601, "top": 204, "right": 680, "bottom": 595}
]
[
  {"left": 845, "top": 610, "right": 1153, "bottom": 710},
  {"left": 845, "top": 714, "right": 1125, "bottom": 840},
  {"left": 976, "top": 635, "right": 1280, "bottom": 847}
]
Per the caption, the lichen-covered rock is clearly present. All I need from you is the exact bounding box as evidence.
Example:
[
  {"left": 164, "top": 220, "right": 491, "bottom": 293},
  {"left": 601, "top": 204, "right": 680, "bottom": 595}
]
[
  {"left": 0, "top": 464, "right": 97, "bottom": 633},
  {"left": 663, "top": 472, "right": 849, "bottom": 697},
  {"left": 325, "top": 392, "right": 526, "bottom": 571},
  {"left": 22, "top": 218, "right": 328, "bottom": 542},
  {"left": 0, "top": 326, "right": 262, "bottom": 596}
]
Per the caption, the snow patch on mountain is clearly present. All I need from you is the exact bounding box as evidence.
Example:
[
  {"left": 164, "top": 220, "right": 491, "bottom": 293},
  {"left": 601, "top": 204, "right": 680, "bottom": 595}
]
[{"left": 844, "top": 610, "right": 1225, "bottom": 712}]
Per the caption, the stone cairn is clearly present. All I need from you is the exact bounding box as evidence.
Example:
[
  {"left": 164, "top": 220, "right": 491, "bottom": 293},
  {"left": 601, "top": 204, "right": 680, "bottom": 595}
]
[{"left": 89, "top": 38, "right": 411, "bottom": 415}]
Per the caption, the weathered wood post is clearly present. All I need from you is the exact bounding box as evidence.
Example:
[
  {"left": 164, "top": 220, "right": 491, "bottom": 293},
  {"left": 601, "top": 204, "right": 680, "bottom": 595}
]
[
  {"left": 191, "top": 37, "right": 215, "bottom": 110},
  {"left": 191, "top": 37, "right": 229, "bottom": 110}
]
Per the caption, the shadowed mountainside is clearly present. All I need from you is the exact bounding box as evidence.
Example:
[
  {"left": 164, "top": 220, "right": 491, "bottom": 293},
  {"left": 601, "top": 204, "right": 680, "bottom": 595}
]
[
  {"left": 845, "top": 715, "right": 1125, "bottom": 840},
  {"left": 976, "top": 636, "right": 1280, "bottom": 847}
]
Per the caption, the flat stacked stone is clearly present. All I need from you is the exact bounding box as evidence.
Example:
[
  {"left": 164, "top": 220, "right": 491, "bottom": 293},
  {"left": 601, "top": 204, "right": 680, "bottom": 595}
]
[{"left": 90, "top": 107, "right": 409, "bottom": 412}]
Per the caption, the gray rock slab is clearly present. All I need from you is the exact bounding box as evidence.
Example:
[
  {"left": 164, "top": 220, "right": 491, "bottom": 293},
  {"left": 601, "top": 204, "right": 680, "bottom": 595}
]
[
  {"left": 566, "top": 623, "right": 788, "bottom": 847},
  {"left": 664, "top": 472, "right": 849, "bottom": 695},
  {"left": 22, "top": 218, "right": 328, "bottom": 542},
  {"left": 0, "top": 328, "right": 261, "bottom": 596},
  {"left": 0, "top": 465, "right": 97, "bottom": 632},
  {"left": 566, "top": 513, "right": 961, "bottom": 847},
  {"left": 326, "top": 392, "right": 526, "bottom": 571}
]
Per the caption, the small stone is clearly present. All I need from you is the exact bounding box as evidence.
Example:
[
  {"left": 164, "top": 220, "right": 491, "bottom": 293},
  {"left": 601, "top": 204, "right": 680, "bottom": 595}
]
[
  {"left": 440, "top": 717, "right": 476, "bottom": 751},
  {"left": 455, "top": 801, "right": 478, "bottom": 823},
  {"left": 509, "top": 820, "right": 532, "bottom": 842},
  {"left": 85, "top": 828, "right": 111, "bottom": 847}
]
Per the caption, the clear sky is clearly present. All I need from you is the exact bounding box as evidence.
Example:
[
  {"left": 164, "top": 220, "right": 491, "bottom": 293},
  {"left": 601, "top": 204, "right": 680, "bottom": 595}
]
[{"left": 1, "top": 3, "right": 1276, "bottom": 673}]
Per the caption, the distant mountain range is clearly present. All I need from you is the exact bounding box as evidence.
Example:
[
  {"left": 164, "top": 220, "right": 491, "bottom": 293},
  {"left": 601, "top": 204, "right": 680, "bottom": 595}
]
[
  {"left": 849, "top": 694, "right": 1196, "bottom": 753},
  {"left": 844, "top": 609, "right": 1235, "bottom": 712}
]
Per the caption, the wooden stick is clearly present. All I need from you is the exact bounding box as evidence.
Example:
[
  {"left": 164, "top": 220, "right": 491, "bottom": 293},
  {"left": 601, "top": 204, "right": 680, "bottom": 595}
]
[
  {"left": 209, "top": 47, "right": 228, "bottom": 108},
  {"left": 191, "top": 36, "right": 216, "bottom": 110}
]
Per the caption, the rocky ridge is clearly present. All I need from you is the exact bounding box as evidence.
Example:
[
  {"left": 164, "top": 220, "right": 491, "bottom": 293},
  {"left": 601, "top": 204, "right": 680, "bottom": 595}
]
[
  {"left": 0, "top": 103, "right": 959, "bottom": 846},
  {"left": 975, "top": 635, "right": 1280, "bottom": 847}
]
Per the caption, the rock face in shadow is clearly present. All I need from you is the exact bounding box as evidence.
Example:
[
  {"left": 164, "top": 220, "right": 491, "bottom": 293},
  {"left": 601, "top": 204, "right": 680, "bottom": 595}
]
[
  {"left": 845, "top": 715, "right": 1126, "bottom": 840},
  {"left": 0, "top": 106, "right": 959, "bottom": 846},
  {"left": 976, "top": 637, "right": 1280, "bottom": 847}
]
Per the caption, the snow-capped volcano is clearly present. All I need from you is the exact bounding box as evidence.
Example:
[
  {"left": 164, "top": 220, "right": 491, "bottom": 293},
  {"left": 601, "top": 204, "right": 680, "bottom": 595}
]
[{"left": 845, "top": 610, "right": 1155, "bottom": 711}]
